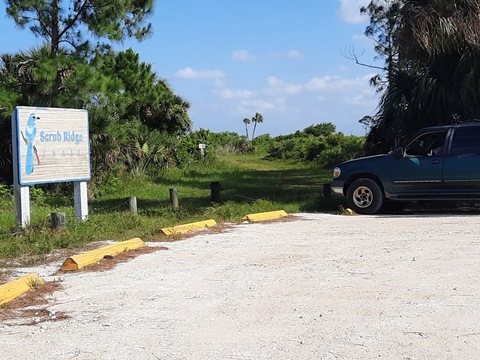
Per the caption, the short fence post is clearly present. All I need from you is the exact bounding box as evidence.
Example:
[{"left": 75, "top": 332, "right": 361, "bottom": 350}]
[
  {"left": 51, "top": 212, "right": 66, "bottom": 230},
  {"left": 170, "top": 188, "right": 179, "bottom": 211},
  {"left": 323, "top": 183, "right": 331, "bottom": 198},
  {"left": 129, "top": 196, "right": 137, "bottom": 215},
  {"left": 210, "top": 181, "right": 221, "bottom": 202}
]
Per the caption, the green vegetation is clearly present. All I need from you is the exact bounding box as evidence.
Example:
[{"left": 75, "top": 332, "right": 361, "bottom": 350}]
[
  {"left": 7, "top": 0, "right": 480, "bottom": 264},
  {"left": 0, "top": 1, "right": 190, "bottom": 184},
  {"left": 361, "top": 1, "right": 480, "bottom": 153},
  {"left": 0, "top": 117, "right": 361, "bottom": 265},
  {"left": 263, "top": 123, "right": 365, "bottom": 168},
  {"left": 0, "top": 154, "right": 343, "bottom": 265}
]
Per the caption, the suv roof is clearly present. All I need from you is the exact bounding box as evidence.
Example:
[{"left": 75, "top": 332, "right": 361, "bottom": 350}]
[
  {"left": 402, "top": 120, "right": 480, "bottom": 145},
  {"left": 424, "top": 120, "right": 480, "bottom": 130}
]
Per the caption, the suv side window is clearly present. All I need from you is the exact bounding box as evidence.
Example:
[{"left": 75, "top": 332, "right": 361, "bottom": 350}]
[
  {"left": 450, "top": 127, "right": 480, "bottom": 156},
  {"left": 405, "top": 131, "right": 447, "bottom": 157}
]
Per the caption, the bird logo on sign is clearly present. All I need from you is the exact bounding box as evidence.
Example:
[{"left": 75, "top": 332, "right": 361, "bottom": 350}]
[{"left": 21, "top": 113, "right": 41, "bottom": 175}]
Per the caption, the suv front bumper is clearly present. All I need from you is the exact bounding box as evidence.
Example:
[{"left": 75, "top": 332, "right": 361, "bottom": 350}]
[{"left": 330, "top": 180, "right": 345, "bottom": 196}]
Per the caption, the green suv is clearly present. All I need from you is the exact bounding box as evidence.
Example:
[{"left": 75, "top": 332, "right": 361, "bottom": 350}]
[{"left": 331, "top": 122, "right": 480, "bottom": 214}]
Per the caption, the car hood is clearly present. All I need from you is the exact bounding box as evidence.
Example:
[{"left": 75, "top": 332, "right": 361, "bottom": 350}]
[{"left": 337, "top": 153, "right": 392, "bottom": 166}]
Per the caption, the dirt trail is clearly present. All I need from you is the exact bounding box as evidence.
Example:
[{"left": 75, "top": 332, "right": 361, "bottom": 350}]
[{"left": 1, "top": 213, "right": 480, "bottom": 359}]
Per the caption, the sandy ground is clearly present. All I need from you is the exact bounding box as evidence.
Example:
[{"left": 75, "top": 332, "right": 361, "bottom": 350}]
[{"left": 2, "top": 213, "right": 480, "bottom": 360}]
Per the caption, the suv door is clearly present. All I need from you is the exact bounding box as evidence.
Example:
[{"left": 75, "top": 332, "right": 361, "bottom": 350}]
[
  {"left": 443, "top": 126, "right": 480, "bottom": 194},
  {"left": 388, "top": 130, "right": 447, "bottom": 196}
]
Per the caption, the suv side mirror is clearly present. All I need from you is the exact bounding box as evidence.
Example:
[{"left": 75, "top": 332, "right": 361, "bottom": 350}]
[{"left": 393, "top": 147, "right": 404, "bottom": 159}]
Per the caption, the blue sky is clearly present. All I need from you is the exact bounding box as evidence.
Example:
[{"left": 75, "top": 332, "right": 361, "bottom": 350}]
[{"left": 0, "top": 0, "right": 380, "bottom": 137}]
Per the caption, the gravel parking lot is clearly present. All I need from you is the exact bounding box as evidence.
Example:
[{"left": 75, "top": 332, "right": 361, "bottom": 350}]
[{"left": 2, "top": 212, "right": 480, "bottom": 359}]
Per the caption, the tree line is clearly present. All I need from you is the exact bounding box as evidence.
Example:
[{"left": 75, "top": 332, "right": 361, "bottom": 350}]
[
  {"left": 181, "top": 123, "right": 365, "bottom": 170},
  {"left": 361, "top": 0, "right": 480, "bottom": 153},
  {"left": 3, "top": 0, "right": 480, "bottom": 185},
  {"left": 0, "top": 0, "right": 190, "bottom": 184}
]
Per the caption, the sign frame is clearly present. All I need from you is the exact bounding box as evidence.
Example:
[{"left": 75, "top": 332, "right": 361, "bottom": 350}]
[{"left": 13, "top": 106, "right": 91, "bottom": 186}]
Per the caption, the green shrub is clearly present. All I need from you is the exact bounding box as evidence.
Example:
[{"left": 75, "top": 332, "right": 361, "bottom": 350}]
[
  {"left": 315, "top": 135, "right": 365, "bottom": 168},
  {"left": 264, "top": 123, "right": 365, "bottom": 166}
]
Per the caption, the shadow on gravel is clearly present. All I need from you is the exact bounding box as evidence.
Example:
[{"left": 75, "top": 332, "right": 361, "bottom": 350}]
[{"left": 380, "top": 200, "right": 480, "bottom": 217}]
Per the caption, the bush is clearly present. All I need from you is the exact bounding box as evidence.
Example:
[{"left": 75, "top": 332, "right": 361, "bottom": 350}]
[
  {"left": 265, "top": 123, "right": 365, "bottom": 167},
  {"left": 315, "top": 135, "right": 365, "bottom": 168}
]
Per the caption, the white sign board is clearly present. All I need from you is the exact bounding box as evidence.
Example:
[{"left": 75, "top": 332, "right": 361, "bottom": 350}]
[{"left": 14, "top": 106, "right": 91, "bottom": 185}]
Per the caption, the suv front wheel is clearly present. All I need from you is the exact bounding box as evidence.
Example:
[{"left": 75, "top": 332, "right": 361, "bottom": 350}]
[{"left": 346, "top": 178, "right": 384, "bottom": 215}]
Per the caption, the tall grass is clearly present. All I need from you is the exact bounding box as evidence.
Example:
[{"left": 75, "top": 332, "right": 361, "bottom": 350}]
[{"left": 0, "top": 155, "right": 342, "bottom": 264}]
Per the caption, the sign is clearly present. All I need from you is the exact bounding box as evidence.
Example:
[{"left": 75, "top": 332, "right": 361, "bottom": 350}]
[{"left": 13, "top": 106, "right": 91, "bottom": 185}]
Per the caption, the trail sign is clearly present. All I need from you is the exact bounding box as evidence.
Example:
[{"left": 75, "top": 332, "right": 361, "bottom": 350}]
[
  {"left": 13, "top": 106, "right": 90, "bottom": 185},
  {"left": 12, "top": 106, "right": 90, "bottom": 227}
]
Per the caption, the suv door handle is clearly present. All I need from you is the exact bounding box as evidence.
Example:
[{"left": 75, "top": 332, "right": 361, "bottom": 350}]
[{"left": 431, "top": 160, "right": 440, "bottom": 165}]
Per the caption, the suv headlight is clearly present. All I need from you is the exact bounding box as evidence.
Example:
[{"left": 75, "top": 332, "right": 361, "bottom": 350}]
[{"left": 333, "top": 167, "right": 341, "bottom": 179}]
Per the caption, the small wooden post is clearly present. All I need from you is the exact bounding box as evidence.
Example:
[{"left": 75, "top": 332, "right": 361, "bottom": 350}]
[
  {"left": 323, "top": 183, "right": 331, "bottom": 198},
  {"left": 170, "top": 188, "right": 179, "bottom": 210},
  {"left": 51, "top": 212, "right": 66, "bottom": 230},
  {"left": 210, "top": 181, "right": 221, "bottom": 202},
  {"left": 129, "top": 197, "right": 137, "bottom": 215}
]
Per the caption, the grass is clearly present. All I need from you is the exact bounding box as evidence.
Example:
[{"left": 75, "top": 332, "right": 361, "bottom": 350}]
[{"left": 0, "top": 154, "right": 344, "bottom": 265}]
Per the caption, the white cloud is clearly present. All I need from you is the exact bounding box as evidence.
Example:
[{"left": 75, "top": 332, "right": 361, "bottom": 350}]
[
  {"left": 269, "top": 50, "right": 303, "bottom": 59},
  {"left": 232, "top": 50, "right": 256, "bottom": 61},
  {"left": 214, "top": 88, "right": 257, "bottom": 100},
  {"left": 337, "top": 0, "right": 370, "bottom": 24},
  {"left": 352, "top": 34, "right": 366, "bottom": 41},
  {"left": 241, "top": 99, "right": 277, "bottom": 111},
  {"left": 265, "top": 76, "right": 303, "bottom": 95},
  {"left": 175, "top": 67, "right": 225, "bottom": 79},
  {"left": 212, "top": 81, "right": 257, "bottom": 99},
  {"left": 206, "top": 71, "right": 376, "bottom": 136},
  {"left": 235, "top": 98, "right": 287, "bottom": 116},
  {"left": 214, "top": 78, "right": 225, "bottom": 88},
  {"left": 305, "top": 74, "right": 373, "bottom": 92},
  {"left": 264, "top": 74, "right": 373, "bottom": 95},
  {"left": 344, "top": 88, "right": 378, "bottom": 106},
  {"left": 287, "top": 50, "right": 302, "bottom": 58},
  {"left": 212, "top": 77, "right": 260, "bottom": 99},
  {"left": 352, "top": 33, "right": 378, "bottom": 48}
]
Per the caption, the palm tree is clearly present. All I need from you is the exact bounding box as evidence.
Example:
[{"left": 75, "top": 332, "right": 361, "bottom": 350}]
[
  {"left": 251, "top": 112, "right": 263, "bottom": 140},
  {"left": 243, "top": 117, "right": 251, "bottom": 140},
  {"left": 364, "top": 0, "right": 480, "bottom": 153}
]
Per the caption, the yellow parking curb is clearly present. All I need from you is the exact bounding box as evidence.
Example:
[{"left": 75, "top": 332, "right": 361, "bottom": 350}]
[
  {"left": 242, "top": 210, "right": 288, "bottom": 222},
  {"left": 162, "top": 219, "right": 216, "bottom": 235},
  {"left": 61, "top": 238, "right": 145, "bottom": 271},
  {"left": 0, "top": 273, "right": 45, "bottom": 305}
]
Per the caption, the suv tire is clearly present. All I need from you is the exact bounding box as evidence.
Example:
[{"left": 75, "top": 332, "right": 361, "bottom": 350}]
[{"left": 346, "top": 178, "right": 384, "bottom": 215}]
